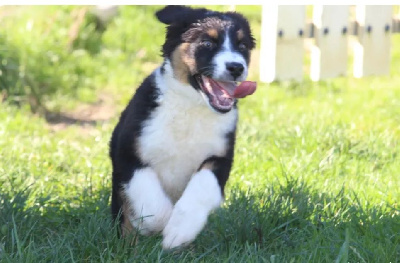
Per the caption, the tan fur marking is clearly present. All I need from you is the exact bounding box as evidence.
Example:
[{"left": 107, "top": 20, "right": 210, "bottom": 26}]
[
  {"left": 121, "top": 201, "right": 134, "bottom": 237},
  {"left": 200, "top": 161, "right": 215, "bottom": 171},
  {"left": 171, "top": 43, "right": 196, "bottom": 83},
  {"left": 207, "top": 29, "right": 219, "bottom": 39},
  {"left": 237, "top": 29, "right": 244, "bottom": 41},
  {"left": 120, "top": 195, "right": 139, "bottom": 246}
]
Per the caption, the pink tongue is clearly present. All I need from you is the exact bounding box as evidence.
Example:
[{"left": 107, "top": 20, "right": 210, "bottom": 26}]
[
  {"left": 206, "top": 77, "right": 257, "bottom": 100},
  {"left": 233, "top": 81, "right": 257, "bottom": 98}
]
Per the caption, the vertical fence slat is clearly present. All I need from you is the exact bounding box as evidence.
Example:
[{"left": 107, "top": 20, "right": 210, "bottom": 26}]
[
  {"left": 310, "top": 6, "right": 349, "bottom": 81},
  {"left": 260, "top": 5, "right": 306, "bottom": 83},
  {"left": 353, "top": 5, "right": 393, "bottom": 78}
]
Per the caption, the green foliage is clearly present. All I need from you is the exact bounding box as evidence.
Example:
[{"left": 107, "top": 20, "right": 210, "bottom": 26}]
[
  {"left": 0, "top": 6, "right": 173, "bottom": 111},
  {"left": 102, "top": 6, "right": 163, "bottom": 62},
  {"left": 0, "top": 7, "right": 99, "bottom": 110}
]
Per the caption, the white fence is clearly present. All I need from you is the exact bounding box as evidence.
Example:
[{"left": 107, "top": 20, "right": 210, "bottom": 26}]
[{"left": 259, "top": 5, "right": 400, "bottom": 82}]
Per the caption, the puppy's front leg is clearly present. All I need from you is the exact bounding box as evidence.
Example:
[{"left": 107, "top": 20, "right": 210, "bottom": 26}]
[
  {"left": 162, "top": 169, "right": 223, "bottom": 249},
  {"left": 124, "top": 167, "right": 173, "bottom": 235}
]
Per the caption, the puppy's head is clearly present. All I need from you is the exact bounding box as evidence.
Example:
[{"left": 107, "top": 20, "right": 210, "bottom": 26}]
[{"left": 156, "top": 6, "right": 255, "bottom": 113}]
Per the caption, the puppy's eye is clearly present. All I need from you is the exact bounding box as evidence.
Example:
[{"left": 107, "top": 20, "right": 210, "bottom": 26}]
[
  {"left": 202, "top": 40, "right": 214, "bottom": 48},
  {"left": 238, "top": 43, "right": 247, "bottom": 51}
]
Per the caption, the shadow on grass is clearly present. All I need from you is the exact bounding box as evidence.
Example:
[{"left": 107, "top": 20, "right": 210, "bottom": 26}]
[
  {"left": 44, "top": 110, "right": 99, "bottom": 127},
  {"left": 43, "top": 93, "right": 116, "bottom": 128},
  {"left": 200, "top": 178, "right": 400, "bottom": 262},
  {"left": 1, "top": 178, "right": 399, "bottom": 262},
  {"left": 0, "top": 187, "right": 123, "bottom": 262}
]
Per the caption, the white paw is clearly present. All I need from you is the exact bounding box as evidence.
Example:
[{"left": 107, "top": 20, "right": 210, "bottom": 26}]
[
  {"left": 123, "top": 167, "right": 173, "bottom": 235},
  {"left": 162, "top": 205, "right": 207, "bottom": 249},
  {"left": 162, "top": 169, "right": 223, "bottom": 249},
  {"left": 132, "top": 199, "right": 173, "bottom": 235}
]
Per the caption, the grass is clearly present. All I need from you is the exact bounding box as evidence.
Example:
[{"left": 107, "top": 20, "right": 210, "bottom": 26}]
[{"left": 1, "top": 5, "right": 400, "bottom": 262}]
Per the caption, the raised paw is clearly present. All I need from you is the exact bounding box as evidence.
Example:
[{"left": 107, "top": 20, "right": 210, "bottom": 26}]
[
  {"left": 162, "top": 206, "right": 207, "bottom": 249},
  {"left": 162, "top": 169, "right": 223, "bottom": 249}
]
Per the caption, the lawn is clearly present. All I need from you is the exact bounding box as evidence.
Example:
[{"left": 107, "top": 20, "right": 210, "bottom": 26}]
[{"left": 0, "top": 5, "right": 399, "bottom": 262}]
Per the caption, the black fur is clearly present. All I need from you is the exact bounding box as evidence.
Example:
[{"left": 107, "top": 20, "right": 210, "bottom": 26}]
[
  {"left": 199, "top": 130, "right": 236, "bottom": 193},
  {"left": 110, "top": 74, "right": 160, "bottom": 223}
]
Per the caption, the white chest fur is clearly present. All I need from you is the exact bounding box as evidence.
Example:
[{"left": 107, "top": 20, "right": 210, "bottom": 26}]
[{"left": 137, "top": 66, "right": 237, "bottom": 202}]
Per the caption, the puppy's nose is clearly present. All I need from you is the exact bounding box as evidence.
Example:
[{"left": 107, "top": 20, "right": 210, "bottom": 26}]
[{"left": 226, "top": 62, "right": 244, "bottom": 78}]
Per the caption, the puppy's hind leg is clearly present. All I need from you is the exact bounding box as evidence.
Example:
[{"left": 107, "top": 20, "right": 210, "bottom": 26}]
[{"left": 123, "top": 167, "right": 173, "bottom": 235}]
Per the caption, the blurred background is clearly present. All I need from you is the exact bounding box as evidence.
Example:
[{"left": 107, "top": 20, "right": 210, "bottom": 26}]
[{"left": 0, "top": 6, "right": 262, "bottom": 119}]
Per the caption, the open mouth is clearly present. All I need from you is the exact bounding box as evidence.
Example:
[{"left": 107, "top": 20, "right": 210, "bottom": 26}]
[{"left": 195, "top": 75, "right": 257, "bottom": 113}]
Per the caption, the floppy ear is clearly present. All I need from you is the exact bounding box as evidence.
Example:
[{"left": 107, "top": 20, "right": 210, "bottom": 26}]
[
  {"left": 156, "top": 5, "right": 211, "bottom": 25},
  {"left": 156, "top": 5, "right": 194, "bottom": 25}
]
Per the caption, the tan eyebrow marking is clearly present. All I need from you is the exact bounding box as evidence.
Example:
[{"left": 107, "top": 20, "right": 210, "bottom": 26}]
[
  {"left": 207, "top": 29, "right": 219, "bottom": 39},
  {"left": 237, "top": 29, "right": 244, "bottom": 40}
]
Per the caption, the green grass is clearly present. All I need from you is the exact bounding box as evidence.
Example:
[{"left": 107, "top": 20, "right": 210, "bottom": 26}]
[{"left": 1, "top": 5, "right": 400, "bottom": 262}]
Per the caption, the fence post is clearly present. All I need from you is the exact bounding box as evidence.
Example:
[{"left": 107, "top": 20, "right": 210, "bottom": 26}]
[
  {"left": 310, "top": 6, "right": 349, "bottom": 81},
  {"left": 353, "top": 5, "right": 393, "bottom": 78},
  {"left": 259, "top": 5, "right": 306, "bottom": 83}
]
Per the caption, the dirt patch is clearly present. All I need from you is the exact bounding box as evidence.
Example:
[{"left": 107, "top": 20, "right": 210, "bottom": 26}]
[{"left": 46, "top": 92, "right": 116, "bottom": 132}]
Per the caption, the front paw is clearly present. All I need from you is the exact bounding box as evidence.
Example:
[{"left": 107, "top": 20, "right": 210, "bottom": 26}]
[
  {"left": 162, "top": 206, "right": 207, "bottom": 249},
  {"left": 132, "top": 201, "right": 173, "bottom": 236}
]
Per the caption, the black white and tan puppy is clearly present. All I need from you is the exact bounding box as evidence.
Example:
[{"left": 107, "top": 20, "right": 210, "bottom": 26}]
[{"left": 110, "top": 5, "right": 256, "bottom": 249}]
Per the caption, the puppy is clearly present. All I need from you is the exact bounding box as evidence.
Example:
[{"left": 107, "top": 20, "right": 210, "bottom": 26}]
[{"left": 110, "top": 5, "right": 256, "bottom": 249}]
